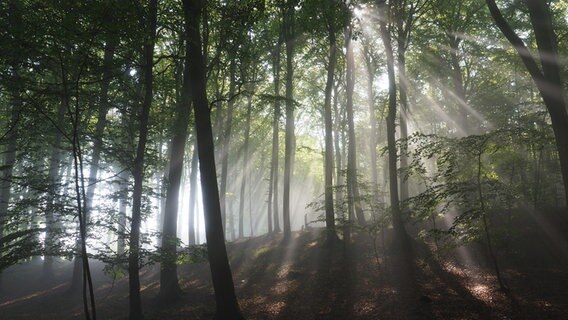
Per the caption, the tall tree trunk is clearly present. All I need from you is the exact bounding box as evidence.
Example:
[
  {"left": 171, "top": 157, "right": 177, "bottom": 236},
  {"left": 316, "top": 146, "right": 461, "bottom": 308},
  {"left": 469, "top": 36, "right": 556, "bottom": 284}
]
[
  {"left": 188, "top": 140, "right": 198, "bottom": 245},
  {"left": 71, "top": 35, "right": 116, "bottom": 292},
  {"left": 333, "top": 83, "right": 344, "bottom": 211},
  {"left": 0, "top": 67, "right": 22, "bottom": 290},
  {"left": 378, "top": 0, "right": 410, "bottom": 248},
  {"left": 485, "top": 0, "right": 568, "bottom": 207},
  {"left": 397, "top": 44, "right": 410, "bottom": 203},
  {"left": 282, "top": 1, "right": 296, "bottom": 239},
  {"left": 159, "top": 11, "right": 194, "bottom": 299},
  {"left": 43, "top": 90, "right": 67, "bottom": 277},
  {"left": 270, "top": 29, "right": 284, "bottom": 232},
  {"left": 117, "top": 169, "right": 129, "bottom": 256},
  {"left": 184, "top": 0, "right": 244, "bottom": 318},
  {"left": 129, "top": 0, "right": 157, "bottom": 318},
  {"left": 345, "top": 21, "right": 365, "bottom": 226},
  {"left": 361, "top": 40, "right": 379, "bottom": 212},
  {"left": 268, "top": 33, "right": 283, "bottom": 234},
  {"left": 448, "top": 36, "right": 470, "bottom": 136},
  {"left": 238, "top": 95, "right": 252, "bottom": 239},
  {"left": 323, "top": 6, "right": 337, "bottom": 242},
  {"left": 219, "top": 60, "right": 236, "bottom": 236}
]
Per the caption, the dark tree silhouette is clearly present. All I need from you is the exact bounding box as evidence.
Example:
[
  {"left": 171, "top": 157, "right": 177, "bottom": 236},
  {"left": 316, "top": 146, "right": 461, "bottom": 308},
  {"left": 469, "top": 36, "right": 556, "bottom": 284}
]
[{"left": 184, "top": 0, "right": 244, "bottom": 318}]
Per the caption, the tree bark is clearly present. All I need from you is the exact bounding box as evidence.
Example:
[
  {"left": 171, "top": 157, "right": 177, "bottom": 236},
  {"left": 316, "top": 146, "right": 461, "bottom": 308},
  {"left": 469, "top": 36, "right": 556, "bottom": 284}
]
[
  {"left": 159, "top": 6, "right": 194, "bottom": 299},
  {"left": 0, "top": 66, "right": 22, "bottom": 291},
  {"left": 188, "top": 140, "right": 198, "bottom": 245},
  {"left": 71, "top": 34, "right": 116, "bottom": 293},
  {"left": 43, "top": 87, "right": 67, "bottom": 277},
  {"left": 238, "top": 95, "right": 252, "bottom": 238},
  {"left": 485, "top": 0, "right": 568, "bottom": 207},
  {"left": 129, "top": 0, "right": 157, "bottom": 318},
  {"left": 323, "top": 3, "right": 338, "bottom": 242},
  {"left": 345, "top": 21, "right": 365, "bottom": 226},
  {"left": 117, "top": 169, "right": 129, "bottom": 256},
  {"left": 361, "top": 39, "right": 380, "bottom": 211},
  {"left": 219, "top": 60, "right": 237, "bottom": 237},
  {"left": 282, "top": 1, "right": 296, "bottom": 239},
  {"left": 184, "top": 0, "right": 244, "bottom": 318},
  {"left": 268, "top": 32, "right": 283, "bottom": 234},
  {"left": 378, "top": 0, "right": 410, "bottom": 247}
]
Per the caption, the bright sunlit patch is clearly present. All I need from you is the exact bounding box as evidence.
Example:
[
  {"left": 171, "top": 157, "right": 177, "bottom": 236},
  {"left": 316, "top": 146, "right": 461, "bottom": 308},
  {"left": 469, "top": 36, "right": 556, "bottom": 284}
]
[
  {"left": 129, "top": 69, "right": 137, "bottom": 76},
  {"left": 353, "top": 6, "right": 363, "bottom": 17},
  {"left": 469, "top": 283, "right": 490, "bottom": 297},
  {"left": 0, "top": 283, "right": 67, "bottom": 307}
]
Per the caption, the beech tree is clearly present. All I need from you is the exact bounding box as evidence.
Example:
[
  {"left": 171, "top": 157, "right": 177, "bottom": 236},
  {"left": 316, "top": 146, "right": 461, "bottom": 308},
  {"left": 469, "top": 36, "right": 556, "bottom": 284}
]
[
  {"left": 184, "top": 0, "right": 244, "bottom": 318},
  {"left": 485, "top": 0, "right": 568, "bottom": 207}
]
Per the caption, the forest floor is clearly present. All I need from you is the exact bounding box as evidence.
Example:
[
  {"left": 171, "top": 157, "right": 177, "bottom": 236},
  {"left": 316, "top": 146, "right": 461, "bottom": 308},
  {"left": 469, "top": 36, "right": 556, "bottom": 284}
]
[{"left": 1, "top": 217, "right": 568, "bottom": 320}]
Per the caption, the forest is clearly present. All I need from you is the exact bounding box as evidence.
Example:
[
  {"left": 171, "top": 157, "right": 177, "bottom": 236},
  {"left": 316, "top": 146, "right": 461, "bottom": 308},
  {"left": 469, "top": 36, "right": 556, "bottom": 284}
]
[{"left": 0, "top": 0, "right": 567, "bottom": 319}]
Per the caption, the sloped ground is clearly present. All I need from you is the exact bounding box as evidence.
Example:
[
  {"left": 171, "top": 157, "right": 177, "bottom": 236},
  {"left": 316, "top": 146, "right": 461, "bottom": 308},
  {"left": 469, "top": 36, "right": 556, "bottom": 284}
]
[{"left": 1, "top": 221, "right": 567, "bottom": 320}]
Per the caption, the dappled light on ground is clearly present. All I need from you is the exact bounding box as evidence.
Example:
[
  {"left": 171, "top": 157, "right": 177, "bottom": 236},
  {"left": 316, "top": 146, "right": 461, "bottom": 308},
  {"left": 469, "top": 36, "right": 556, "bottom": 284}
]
[{"left": 2, "top": 224, "right": 568, "bottom": 319}]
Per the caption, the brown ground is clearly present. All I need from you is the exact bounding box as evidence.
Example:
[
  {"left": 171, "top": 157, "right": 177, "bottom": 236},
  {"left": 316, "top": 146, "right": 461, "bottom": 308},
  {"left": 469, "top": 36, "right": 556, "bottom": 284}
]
[{"left": 1, "top": 223, "right": 567, "bottom": 320}]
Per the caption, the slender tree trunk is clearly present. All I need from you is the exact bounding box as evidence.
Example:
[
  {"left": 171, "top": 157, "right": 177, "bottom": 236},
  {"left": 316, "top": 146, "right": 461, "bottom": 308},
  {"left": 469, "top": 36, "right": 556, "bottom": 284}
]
[
  {"left": 268, "top": 33, "right": 283, "bottom": 234},
  {"left": 448, "top": 36, "right": 470, "bottom": 136},
  {"left": 282, "top": 2, "right": 295, "bottom": 239},
  {"left": 0, "top": 67, "right": 22, "bottom": 290},
  {"left": 378, "top": 0, "right": 409, "bottom": 248},
  {"left": 43, "top": 90, "right": 67, "bottom": 277},
  {"left": 333, "top": 83, "right": 344, "bottom": 211},
  {"left": 323, "top": 8, "right": 337, "bottom": 242},
  {"left": 184, "top": 1, "right": 244, "bottom": 318},
  {"left": 129, "top": 0, "right": 157, "bottom": 318},
  {"left": 71, "top": 36, "right": 116, "bottom": 292},
  {"left": 117, "top": 169, "right": 129, "bottom": 256},
  {"left": 486, "top": 0, "right": 568, "bottom": 207},
  {"left": 362, "top": 41, "right": 379, "bottom": 211},
  {"left": 345, "top": 21, "right": 365, "bottom": 226},
  {"left": 238, "top": 95, "right": 252, "bottom": 239},
  {"left": 159, "top": 11, "right": 194, "bottom": 299},
  {"left": 220, "top": 60, "right": 236, "bottom": 235},
  {"left": 397, "top": 45, "right": 410, "bottom": 202},
  {"left": 188, "top": 140, "right": 198, "bottom": 245}
]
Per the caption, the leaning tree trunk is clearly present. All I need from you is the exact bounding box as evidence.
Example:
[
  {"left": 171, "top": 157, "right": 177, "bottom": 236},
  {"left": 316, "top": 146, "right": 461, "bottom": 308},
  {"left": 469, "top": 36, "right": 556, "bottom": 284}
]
[
  {"left": 159, "top": 10, "right": 193, "bottom": 300},
  {"left": 485, "top": 0, "right": 568, "bottom": 208},
  {"left": 129, "top": 0, "right": 157, "bottom": 318},
  {"left": 184, "top": 0, "right": 244, "bottom": 318}
]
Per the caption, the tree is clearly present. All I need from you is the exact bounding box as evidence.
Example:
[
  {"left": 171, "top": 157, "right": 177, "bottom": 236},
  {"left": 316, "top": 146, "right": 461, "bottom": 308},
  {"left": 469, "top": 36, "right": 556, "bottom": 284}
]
[
  {"left": 282, "top": 0, "right": 297, "bottom": 239},
  {"left": 70, "top": 17, "right": 118, "bottom": 293},
  {"left": 345, "top": 8, "right": 365, "bottom": 227},
  {"left": 128, "top": 0, "right": 157, "bottom": 318},
  {"left": 392, "top": 0, "right": 431, "bottom": 203},
  {"left": 378, "top": 0, "right": 410, "bottom": 247},
  {"left": 184, "top": 0, "right": 244, "bottom": 318},
  {"left": 187, "top": 139, "right": 198, "bottom": 245},
  {"left": 485, "top": 0, "right": 568, "bottom": 207},
  {"left": 268, "top": 23, "right": 283, "bottom": 234},
  {"left": 159, "top": 0, "right": 194, "bottom": 299}
]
